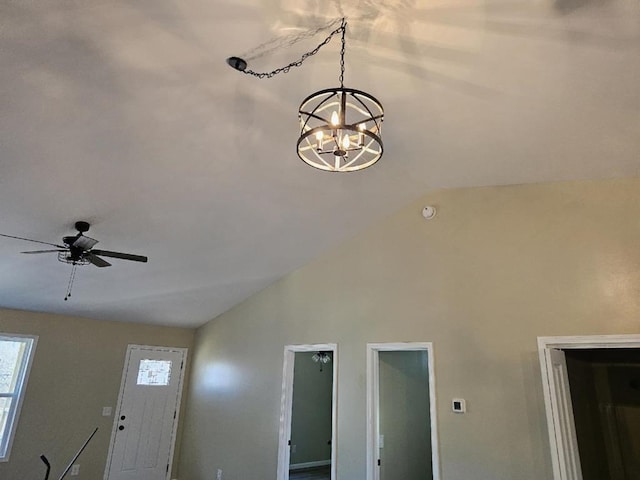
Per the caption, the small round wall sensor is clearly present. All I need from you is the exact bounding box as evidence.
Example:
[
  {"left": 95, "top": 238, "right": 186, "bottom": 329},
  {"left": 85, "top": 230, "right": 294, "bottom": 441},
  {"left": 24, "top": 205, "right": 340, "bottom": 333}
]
[{"left": 422, "top": 206, "right": 437, "bottom": 220}]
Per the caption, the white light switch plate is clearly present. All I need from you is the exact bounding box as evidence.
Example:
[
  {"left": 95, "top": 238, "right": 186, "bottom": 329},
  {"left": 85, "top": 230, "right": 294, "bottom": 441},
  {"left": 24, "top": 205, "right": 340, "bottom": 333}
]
[
  {"left": 102, "top": 406, "right": 112, "bottom": 416},
  {"left": 70, "top": 465, "right": 80, "bottom": 476}
]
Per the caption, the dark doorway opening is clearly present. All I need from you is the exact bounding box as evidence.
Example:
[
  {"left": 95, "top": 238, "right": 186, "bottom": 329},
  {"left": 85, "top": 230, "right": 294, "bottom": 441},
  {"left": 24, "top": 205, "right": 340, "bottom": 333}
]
[{"left": 565, "top": 348, "right": 640, "bottom": 480}]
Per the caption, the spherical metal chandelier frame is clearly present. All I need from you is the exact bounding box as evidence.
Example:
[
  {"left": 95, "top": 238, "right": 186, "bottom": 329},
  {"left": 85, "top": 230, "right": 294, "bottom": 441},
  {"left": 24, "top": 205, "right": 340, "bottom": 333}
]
[
  {"left": 297, "top": 87, "right": 384, "bottom": 172},
  {"left": 228, "top": 18, "right": 384, "bottom": 172},
  {"left": 296, "top": 18, "right": 384, "bottom": 173}
]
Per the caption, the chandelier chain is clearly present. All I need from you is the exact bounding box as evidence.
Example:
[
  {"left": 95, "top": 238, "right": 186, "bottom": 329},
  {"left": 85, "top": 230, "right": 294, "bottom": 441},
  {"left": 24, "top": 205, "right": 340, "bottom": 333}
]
[
  {"left": 243, "top": 18, "right": 346, "bottom": 80},
  {"left": 239, "top": 18, "right": 343, "bottom": 62},
  {"left": 339, "top": 18, "right": 346, "bottom": 88}
]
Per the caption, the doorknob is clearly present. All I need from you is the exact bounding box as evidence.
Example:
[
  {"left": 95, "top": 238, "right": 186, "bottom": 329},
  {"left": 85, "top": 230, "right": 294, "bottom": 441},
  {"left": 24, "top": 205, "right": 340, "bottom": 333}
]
[
  {"left": 118, "top": 425, "right": 125, "bottom": 431},
  {"left": 120, "top": 415, "right": 126, "bottom": 420}
]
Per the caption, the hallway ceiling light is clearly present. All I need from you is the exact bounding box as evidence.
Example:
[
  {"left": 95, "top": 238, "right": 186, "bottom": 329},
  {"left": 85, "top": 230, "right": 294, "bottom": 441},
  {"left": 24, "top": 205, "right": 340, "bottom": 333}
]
[{"left": 312, "top": 351, "right": 332, "bottom": 371}]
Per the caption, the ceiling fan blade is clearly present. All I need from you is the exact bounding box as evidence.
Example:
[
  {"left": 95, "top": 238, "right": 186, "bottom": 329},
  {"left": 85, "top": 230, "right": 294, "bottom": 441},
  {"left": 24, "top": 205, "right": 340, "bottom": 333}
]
[
  {"left": 91, "top": 249, "right": 148, "bottom": 263},
  {"left": 1, "top": 233, "right": 66, "bottom": 249},
  {"left": 86, "top": 253, "right": 112, "bottom": 268},
  {"left": 70, "top": 235, "right": 98, "bottom": 250},
  {"left": 21, "top": 249, "right": 66, "bottom": 254}
]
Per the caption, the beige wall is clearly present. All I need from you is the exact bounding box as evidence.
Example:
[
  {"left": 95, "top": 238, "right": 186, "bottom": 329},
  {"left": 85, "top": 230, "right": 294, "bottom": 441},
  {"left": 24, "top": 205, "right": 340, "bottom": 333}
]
[
  {"left": 0, "top": 308, "right": 194, "bottom": 480},
  {"left": 179, "top": 177, "right": 640, "bottom": 480}
]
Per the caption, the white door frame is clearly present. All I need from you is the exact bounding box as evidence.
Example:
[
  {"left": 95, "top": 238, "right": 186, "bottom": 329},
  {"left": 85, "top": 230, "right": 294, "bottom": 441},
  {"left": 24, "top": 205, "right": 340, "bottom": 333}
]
[
  {"left": 366, "top": 342, "right": 440, "bottom": 480},
  {"left": 276, "top": 343, "right": 338, "bottom": 480},
  {"left": 538, "top": 334, "right": 640, "bottom": 480},
  {"left": 104, "top": 345, "right": 188, "bottom": 480}
]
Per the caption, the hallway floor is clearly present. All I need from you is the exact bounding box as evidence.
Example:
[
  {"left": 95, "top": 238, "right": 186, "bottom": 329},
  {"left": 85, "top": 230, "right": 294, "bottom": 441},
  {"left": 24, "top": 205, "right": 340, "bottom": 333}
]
[{"left": 289, "top": 465, "right": 331, "bottom": 480}]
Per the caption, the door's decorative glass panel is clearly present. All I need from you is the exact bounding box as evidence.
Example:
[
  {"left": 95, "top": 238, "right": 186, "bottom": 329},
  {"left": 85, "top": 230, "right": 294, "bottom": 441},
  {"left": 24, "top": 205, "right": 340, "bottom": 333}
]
[{"left": 136, "top": 360, "right": 172, "bottom": 386}]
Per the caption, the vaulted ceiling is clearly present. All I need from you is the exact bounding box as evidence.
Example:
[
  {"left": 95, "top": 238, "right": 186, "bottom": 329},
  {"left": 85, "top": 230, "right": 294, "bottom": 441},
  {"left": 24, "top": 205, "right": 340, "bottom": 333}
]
[{"left": 1, "top": 0, "right": 639, "bottom": 327}]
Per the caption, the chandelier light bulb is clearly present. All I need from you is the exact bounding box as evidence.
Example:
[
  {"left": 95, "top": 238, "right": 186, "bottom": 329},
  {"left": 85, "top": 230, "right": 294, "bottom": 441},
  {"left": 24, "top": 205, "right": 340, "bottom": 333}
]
[
  {"left": 342, "top": 134, "right": 350, "bottom": 149},
  {"left": 315, "top": 131, "right": 324, "bottom": 151},
  {"left": 331, "top": 111, "right": 340, "bottom": 126}
]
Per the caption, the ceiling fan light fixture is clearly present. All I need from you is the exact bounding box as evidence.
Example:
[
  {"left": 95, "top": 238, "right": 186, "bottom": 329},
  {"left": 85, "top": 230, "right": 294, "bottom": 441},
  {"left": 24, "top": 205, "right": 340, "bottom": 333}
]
[
  {"left": 312, "top": 351, "right": 332, "bottom": 363},
  {"left": 312, "top": 351, "right": 332, "bottom": 371},
  {"left": 58, "top": 252, "right": 90, "bottom": 266}
]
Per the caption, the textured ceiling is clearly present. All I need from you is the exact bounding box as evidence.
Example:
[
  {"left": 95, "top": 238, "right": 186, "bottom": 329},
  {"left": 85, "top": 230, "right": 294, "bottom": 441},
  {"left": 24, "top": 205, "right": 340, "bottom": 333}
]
[{"left": 1, "top": 0, "right": 639, "bottom": 327}]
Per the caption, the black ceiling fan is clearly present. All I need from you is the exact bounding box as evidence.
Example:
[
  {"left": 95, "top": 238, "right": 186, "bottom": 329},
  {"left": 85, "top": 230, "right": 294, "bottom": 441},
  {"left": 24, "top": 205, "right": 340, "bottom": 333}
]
[{"left": 0, "top": 221, "right": 148, "bottom": 268}]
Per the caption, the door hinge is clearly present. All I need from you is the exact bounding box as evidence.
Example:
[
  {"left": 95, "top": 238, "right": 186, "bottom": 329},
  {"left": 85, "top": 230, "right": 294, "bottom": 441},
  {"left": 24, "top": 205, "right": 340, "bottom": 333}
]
[
  {"left": 288, "top": 440, "right": 291, "bottom": 446},
  {"left": 378, "top": 459, "right": 381, "bottom": 466},
  {"left": 166, "top": 463, "right": 169, "bottom": 473},
  {"left": 173, "top": 410, "right": 176, "bottom": 419},
  {"left": 181, "top": 361, "right": 184, "bottom": 369}
]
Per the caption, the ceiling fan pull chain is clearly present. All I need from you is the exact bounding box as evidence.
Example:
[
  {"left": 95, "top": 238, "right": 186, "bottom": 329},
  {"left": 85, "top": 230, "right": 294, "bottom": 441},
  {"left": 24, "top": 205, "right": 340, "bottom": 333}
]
[{"left": 64, "top": 264, "right": 78, "bottom": 301}]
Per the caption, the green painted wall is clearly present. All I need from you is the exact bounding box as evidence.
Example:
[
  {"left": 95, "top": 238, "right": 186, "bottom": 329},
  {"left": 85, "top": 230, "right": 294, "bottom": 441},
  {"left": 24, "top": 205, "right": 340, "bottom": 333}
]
[
  {"left": 379, "top": 350, "right": 431, "bottom": 480},
  {"left": 179, "top": 178, "right": 640, "bottom": 480},
  {"left": 290, "top": 351, "right": 333, "bottom": 466}
]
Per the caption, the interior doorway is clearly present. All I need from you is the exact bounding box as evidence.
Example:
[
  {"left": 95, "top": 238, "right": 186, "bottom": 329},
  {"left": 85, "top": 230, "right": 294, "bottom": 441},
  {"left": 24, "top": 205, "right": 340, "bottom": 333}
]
[
  {"left": 366, "top": 343, "right": 440, "bottom": 480},
  {"left": 104, "top": 345, "right": 187, "bottom": 480},
  {"left": 277, "top": 344, "right": 338, "bottom": 480},
  {"left": 538, "top": 335, "right": 640, "bottom": 480}
]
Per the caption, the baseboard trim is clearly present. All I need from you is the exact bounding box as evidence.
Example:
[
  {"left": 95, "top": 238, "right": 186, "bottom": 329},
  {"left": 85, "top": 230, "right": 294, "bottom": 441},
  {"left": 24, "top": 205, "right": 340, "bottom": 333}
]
[{"left": 289, "top": 460, "right": 331, "bottom": 471}]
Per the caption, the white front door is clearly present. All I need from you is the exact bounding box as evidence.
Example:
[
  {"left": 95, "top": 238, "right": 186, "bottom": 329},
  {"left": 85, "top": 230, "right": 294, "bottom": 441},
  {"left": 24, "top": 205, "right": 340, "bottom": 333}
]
[{"left": 105, "top": 345, "right": 187, "bottom": 480}]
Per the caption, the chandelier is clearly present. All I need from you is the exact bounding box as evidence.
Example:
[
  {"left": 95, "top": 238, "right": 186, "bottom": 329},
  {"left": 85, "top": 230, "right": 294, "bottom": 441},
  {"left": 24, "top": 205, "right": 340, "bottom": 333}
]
[
  {"left": 227, "top": 18, "right": 384, "bottom": 172},
  {"left": 312, "top": 351, "right": 332, "bottom": 372},
  {"left": 296, "top": 20, "right": 384, "bottom": 172}
]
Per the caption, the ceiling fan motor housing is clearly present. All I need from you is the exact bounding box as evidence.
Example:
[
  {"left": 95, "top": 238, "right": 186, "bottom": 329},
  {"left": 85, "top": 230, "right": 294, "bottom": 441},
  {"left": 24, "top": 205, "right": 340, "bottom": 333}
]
[{"left": 75, "top": 221, "right": 90, "bottom": 233}]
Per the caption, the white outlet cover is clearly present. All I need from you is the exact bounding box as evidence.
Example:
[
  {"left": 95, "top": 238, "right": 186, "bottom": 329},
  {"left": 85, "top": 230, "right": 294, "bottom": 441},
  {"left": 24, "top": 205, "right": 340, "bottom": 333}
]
[
  {"left": 70, "top": 465, "right": 80, "bottom": 476},
  {"left": 102, "top": 406, "right": 112, "bottom": 416}
]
